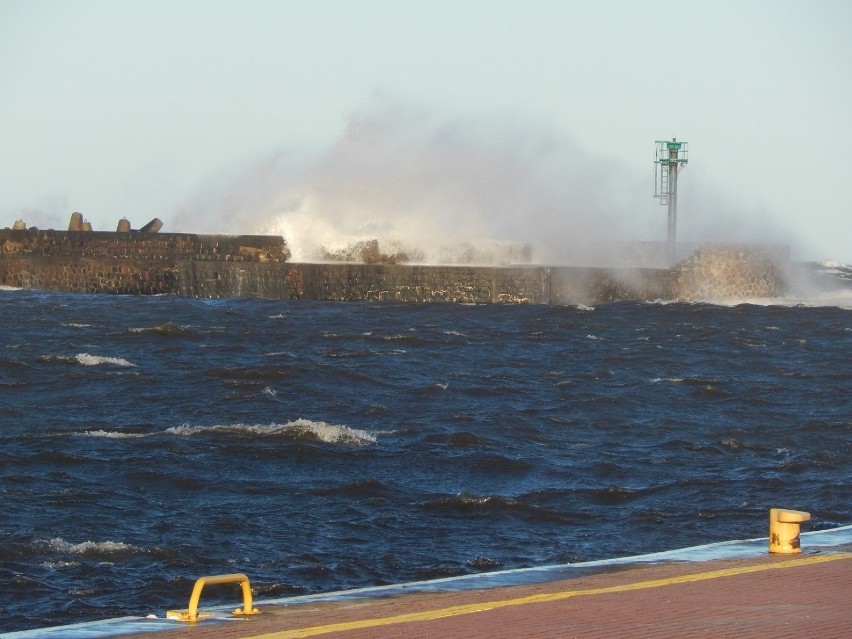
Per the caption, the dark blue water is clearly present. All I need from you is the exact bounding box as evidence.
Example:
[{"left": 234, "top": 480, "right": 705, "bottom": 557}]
[{"left": 1, "top": 290, "right": 850, "bottom": 632}]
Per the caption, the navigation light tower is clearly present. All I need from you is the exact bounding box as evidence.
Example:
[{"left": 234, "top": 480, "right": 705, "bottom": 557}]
[{"left": 654, "top": 138, "right": 688, "bottom": 264}]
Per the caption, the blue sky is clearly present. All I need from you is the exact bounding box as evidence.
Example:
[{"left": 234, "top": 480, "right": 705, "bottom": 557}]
[{"left": 1, "top": 0, "right": 850, "bottom": 263}]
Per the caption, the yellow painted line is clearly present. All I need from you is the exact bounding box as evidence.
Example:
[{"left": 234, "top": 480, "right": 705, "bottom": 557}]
[{"left": 243, "top": 553, "right": 852, "bottom": 639}]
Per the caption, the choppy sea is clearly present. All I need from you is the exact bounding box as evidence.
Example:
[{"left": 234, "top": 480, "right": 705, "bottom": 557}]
[{"left": 1, "top": 274, "right": 850, "bottom": 632}]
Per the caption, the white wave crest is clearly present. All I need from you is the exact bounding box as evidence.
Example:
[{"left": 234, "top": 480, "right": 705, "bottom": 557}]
[
  {"left": 40, "top": 560, "right": 81, "bottom": 570},
  {"left": 75, "top": 353, "right": 135, "bottom": 367},
  {"left": 288, "top": 419, "right": 378, "bottom": 445},
  {"left": 164, "top": 419, "right": 377, "bottom": 445},
  {"left": 819, "top": 260, "right": 850, "bottom": 270},
  {"left": 78, "top": 430, "right": 148, "bottom": 439},
  {"left": 41, "top": 537, "right": 144, "bottom": 556}
]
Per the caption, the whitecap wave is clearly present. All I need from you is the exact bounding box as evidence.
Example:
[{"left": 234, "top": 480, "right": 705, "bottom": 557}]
[
  {"left": 288, "top": 419, "right": 378, "bottom": 445},
  {"left": 41, "top": 353, "right": 136, "bottom": 366},
  {"left": 164, "top": 419, "right": 377, "bottom": 445},
  {"left": 710, "top": 292, "right": 852, "bottom": 310},
  {"left": 818, "top": 260, "right": 852, "bottom": 275},
  {"left": 74, "top": 353, "right": 136, "bottom": 367},
  {"left": 41, "top": 537, "right": 146, "bottom": 557},
  {"left": 40, "top": 560, "right": 81, "bottom": 570},
  {"left": 71, "top": 420, "right": 377, "bottom": 445},
  {"left": 77, "top": 430, "right": 148, "bottom": 439},
  {"left": 643, "top": 293, "right": 852, "bottom": 310}
]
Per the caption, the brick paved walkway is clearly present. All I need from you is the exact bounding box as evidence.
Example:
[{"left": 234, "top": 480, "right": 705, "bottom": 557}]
[{"left": 106, "top": 550, "right": 852, "bottom": 639}]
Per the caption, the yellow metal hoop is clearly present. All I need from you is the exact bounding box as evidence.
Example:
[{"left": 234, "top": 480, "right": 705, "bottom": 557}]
[{"left": 166, "top": 573, "right": 259, "bottom": 622}]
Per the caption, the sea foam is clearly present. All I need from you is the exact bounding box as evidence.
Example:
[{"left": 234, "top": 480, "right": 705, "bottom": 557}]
[
  {"left": 74, "top": 353, "right": 135, "bottom": 367},
  {"left": 78, "top": 430, "right": 148, "bottom": 439},
  {"left": 164, "top": 419, "right": 377, "bottom": 446},
  {"left": 40, "top": 537, "right": 147, "bottom": 558}
]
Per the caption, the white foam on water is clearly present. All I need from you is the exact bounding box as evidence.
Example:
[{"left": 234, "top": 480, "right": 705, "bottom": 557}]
[
  {"left": 276, "top": 419, "right": 379, "bottom": 445},
  {"left": 40, "top": 537, "right": 144, "bottom": 556},
  {"left": 74, "top": 353, "right": 135, "bottom": 367},
  {"left": 709, "top": 294, "right": 852, "bottom": 309},
  {"left": 39, "top": 560, "right": 81, "bottom": 570},
  {"left": 817, "top": 260, "right": 852, "bottom": 276},
  {"left": 164, "top": 419, "right": 377, "bottom": 445},
  {"left": 643, "top": 293, "right": 852, "bottom": 310},
  {"left": 76, "top": 430, "right": 148, "bottom": 439}
]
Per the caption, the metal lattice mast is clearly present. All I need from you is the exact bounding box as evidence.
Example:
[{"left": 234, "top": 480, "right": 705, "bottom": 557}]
[{"left": 654, "top": 138, "right": 688, "bottom": 263}]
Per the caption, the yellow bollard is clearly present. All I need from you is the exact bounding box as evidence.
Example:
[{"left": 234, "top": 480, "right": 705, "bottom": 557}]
[{"left": 769, "top": 508, "right": 810, "bottom": 554}]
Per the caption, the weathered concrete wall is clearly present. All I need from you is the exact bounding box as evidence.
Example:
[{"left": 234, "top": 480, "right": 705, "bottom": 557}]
[
  {"left": 1, "top": 255, "right": 177, "bottom": 294},
  {"left": 0, "top": 229, "right": 788, "bottom": 304},
  {"left": 550, "top": 267, "right": 677, "bottom": 305},
  {"left": 288, "top": 263, "right": 550, "bottom": 303},
  {"left": 0, "top": 229, "right": 288, "bottom": 261},
  {"left": 674, "top": 245, "right": 787, "bottom": 301},
  {"left": 173, "top": 261, "right": 301, "bottom": 299},
  {"left": 0, "top": 255, "right": 678, "bottom": 304}
]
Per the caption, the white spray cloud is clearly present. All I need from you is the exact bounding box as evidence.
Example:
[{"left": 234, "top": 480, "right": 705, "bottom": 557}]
[{"left": 174, "top": 99, "right": 658, "bottom": 265}]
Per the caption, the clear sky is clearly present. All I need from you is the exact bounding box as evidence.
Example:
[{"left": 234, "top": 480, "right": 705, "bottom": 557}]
[{"left": 2, "top": 0, "right": 850, "bottom": 263}]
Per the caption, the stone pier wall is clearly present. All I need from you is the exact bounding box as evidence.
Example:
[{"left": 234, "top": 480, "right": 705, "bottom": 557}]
[
  {"left": 0, "top": 229, "right": 788, "bottom": 304},
  {"left": 286, "top": 263, "right": 552, "bottom": 304},
  {"left": 674, "top": 245, "right": 788, "bottom": 301},
  {"left": 0, "top": 229, "right": 288, "bottom": 261},
  {"left": 0, "top": 230, "right": 290, "bottom": 295}
]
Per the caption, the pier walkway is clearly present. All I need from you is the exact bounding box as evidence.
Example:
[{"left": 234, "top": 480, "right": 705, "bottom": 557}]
[
  {"left": 6, "top": 529, "right": 850, "bottom": 639},
  {"left": 106, "top": 548, "right": 851, "bottom": 639}
]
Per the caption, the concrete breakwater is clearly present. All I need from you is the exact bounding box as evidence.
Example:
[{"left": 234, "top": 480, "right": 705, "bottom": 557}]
[{"left": 0, "top": 229, "right": 786, "bottom": 304}]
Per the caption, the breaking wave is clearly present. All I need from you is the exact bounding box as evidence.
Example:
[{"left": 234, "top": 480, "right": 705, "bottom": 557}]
[
  {"left": 164, "top": 419, "right": 377, "bottom": 446},
  {"left": 128, "top": 322, "right": 200, "bottom": 338},
  {"left": 38, "top": 538, "right": 150, "bottom": 559},
  {"left": 40, "top": 353, "right": 136, "bottom": 367},
  {"left": 76, "top": 430, "right": 148, "bottom": 439},
  {"left": 69, "top": 420, "right": 378, "bottom": 445},
  {"left": 75, "top": 353, "right": 135, "bottom": 367}
]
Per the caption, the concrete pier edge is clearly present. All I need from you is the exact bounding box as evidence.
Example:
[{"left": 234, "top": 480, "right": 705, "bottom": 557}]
[
  {"left": 0, "top": 229, "right": 791, "bottom": 304},
  {"left": 4, "top": 524, "right": 850, "bottom": 639}
]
